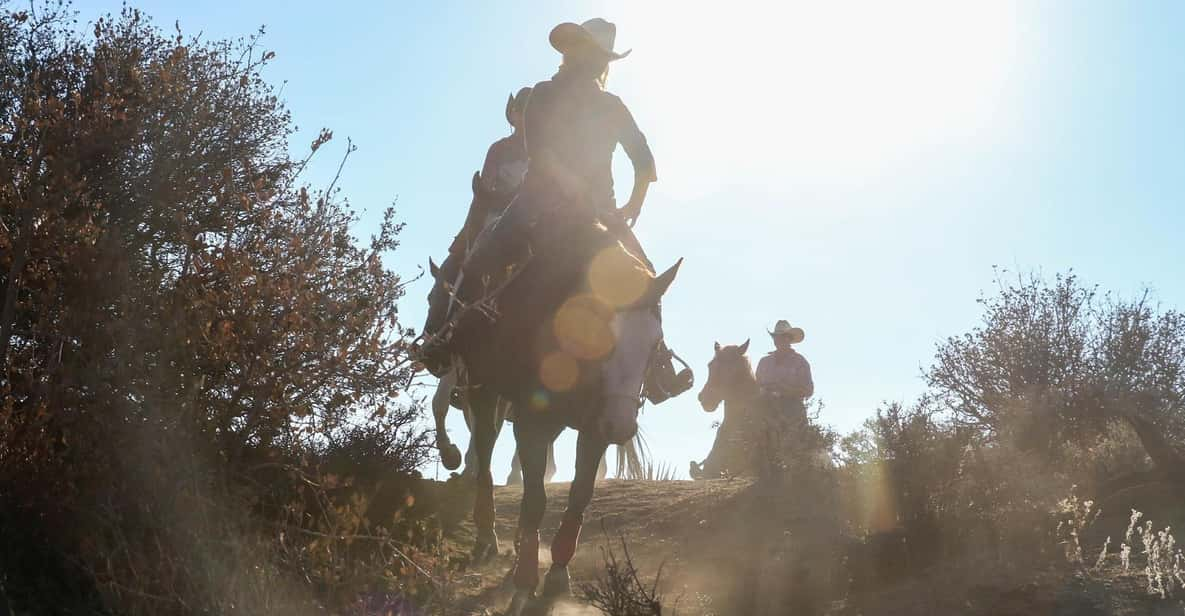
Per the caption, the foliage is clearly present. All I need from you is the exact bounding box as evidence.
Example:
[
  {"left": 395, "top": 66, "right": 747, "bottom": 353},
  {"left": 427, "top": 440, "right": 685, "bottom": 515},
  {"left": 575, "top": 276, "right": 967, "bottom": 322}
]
[
  {"left": 926, "top": 269, "right": 1185, "bottom": 468},
  {"left": 0, "top": 3, "right": 435, "bottom": 613},
  {"left": 835, "top": 270, "right": 1185, "bottom": 594}
]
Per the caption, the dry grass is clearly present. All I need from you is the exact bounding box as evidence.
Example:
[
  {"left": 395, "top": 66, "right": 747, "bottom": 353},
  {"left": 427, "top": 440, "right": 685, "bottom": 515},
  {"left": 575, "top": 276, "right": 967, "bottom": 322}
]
[{"left": 579, "top": 535, "right": 666, "bottom": 616}]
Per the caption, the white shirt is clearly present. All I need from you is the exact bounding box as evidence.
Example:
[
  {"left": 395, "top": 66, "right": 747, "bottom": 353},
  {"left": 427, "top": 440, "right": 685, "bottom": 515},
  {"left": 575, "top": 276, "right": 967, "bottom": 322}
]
[{"left": 755, "top": 348, "right": 814, "bottom": 399}]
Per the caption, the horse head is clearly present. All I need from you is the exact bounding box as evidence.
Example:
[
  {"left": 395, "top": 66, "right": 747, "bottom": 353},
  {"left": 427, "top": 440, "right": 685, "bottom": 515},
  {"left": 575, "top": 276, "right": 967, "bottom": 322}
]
[
  {"left": 420, "top": 256, "right": 457, "bottom": 377},
  {"left": 698, "top": 339, "right": 753, "bottom": 412},
  {"left": 421, "top": 171, "right": 497, "bottom": 375},
  {"left": 591, "top": 257, "right": 682, "bottom": 445}
]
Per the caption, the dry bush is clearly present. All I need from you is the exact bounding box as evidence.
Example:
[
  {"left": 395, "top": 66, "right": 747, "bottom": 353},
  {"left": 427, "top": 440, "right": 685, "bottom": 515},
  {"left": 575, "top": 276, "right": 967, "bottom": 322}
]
[
  {"left": 580, "top": 536, "right": 666, "bottom": 616},
  {"left": 0, "top": 3, "right": 445, "bottom": 614}
]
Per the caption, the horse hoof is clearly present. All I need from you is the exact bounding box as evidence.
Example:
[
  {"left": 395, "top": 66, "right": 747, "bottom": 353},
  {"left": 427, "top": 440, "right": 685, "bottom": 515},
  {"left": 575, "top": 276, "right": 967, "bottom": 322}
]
[
  {"left": 541, "top": 564, "right": 571, "bottom": 598},
  {"left": 439, "top": 442, "right": 463, "bottom": 470}
]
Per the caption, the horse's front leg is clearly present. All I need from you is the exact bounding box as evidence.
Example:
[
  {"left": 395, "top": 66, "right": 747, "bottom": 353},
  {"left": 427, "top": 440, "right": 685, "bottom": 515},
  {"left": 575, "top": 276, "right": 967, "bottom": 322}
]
[
  {"left": 469, "top": 388, "right": 503, "bottom": 561},
  {"left": 543, "top": 428, "right": 609, "bottom": 598},
  {"left": 431, "top": 366, "right": 463, "bottom": 470},
  {"left": 506, "top": 419, "right": 560, "bottom": 613}
]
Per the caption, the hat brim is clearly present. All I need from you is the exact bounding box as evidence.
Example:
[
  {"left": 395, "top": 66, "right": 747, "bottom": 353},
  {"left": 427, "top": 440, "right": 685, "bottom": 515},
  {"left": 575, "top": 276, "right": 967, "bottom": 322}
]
[
  {"left": 768, "top": 328, "right": 805, "bottom": 343},
  {"left": 549, "top": 22, "right": 631, "bottom": 61}
]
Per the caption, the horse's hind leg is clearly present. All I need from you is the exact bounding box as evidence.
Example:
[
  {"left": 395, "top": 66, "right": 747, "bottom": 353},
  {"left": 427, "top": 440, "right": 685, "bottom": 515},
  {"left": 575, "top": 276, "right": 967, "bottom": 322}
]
[
  {"left": 432, "top": 366, "right": 463, "bottom": 470},
  {"left": 507, "top": 420, "right": 560, "bottom": 606},
  {"left": 544, "top": 428, "right": 609, "bottom": 598},
  {"left": 470, "top": 388, "right": 502, "bottom": 561},
  {"left": 544, "top": 439, "right": 557, "bottom": 484}
]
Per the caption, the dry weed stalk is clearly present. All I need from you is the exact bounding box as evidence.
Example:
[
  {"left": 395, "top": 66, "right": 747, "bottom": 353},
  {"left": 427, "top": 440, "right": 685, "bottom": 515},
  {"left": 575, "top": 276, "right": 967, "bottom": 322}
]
[
  {"left": 579, "top": 534, "right": 666, "bottom": 616},
  {"left": 1067, "top": 502, "right": 1185, "bottom": 600},
  {"left": 1054, "top": 488, "right": 1099, "bottom": 565}
]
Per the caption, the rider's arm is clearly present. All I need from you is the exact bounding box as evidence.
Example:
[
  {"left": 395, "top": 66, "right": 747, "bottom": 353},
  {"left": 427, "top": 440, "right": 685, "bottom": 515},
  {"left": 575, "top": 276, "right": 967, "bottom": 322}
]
[
  {"left": 798, "top": 357, "right": 814, "bottom": 399},
  {"left": 479, "top": 141, "right": 502, "bottom": 192},
  {"left": 616, "top": 98, "right": 656, "bottom": 226}
]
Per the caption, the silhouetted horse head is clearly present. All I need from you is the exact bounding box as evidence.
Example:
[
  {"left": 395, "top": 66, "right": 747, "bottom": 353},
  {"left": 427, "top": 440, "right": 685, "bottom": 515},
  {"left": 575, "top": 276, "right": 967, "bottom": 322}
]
[
  {"left": 420, "top": 172, "right": 497, "bottom": 376},
  {"left": 589, "top": 258, "right": 681, "bottom": 444},
  {"left": 698, "top": 339, "right": 753, "bottom": 412}
]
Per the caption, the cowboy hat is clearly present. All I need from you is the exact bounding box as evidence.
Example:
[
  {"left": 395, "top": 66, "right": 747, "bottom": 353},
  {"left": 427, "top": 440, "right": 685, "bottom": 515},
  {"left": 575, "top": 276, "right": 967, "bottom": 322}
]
[
  {"left": 505, "top": 86, "right": 532, "bottom": 126},
  {"left": 549, "top": 18, "right": 632, "bottom": 61},
  {"left": 768, "top": 320, "right": 805, "bottom": 343}
]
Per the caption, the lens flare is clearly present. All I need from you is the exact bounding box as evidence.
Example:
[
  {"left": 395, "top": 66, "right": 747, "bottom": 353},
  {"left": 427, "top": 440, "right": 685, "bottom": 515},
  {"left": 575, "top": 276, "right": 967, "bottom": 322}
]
[
  {"left": 588, "top": 245, "right": 650, "bottom": 308},
  {"left": 539, "top": 351, "right": 580, "bottom": 393},
  {"left": 529, "top": 389, "right": 550, "bottom": 412},
  {"left": 552, "top": 293, "right": 615, "bottom": 360}
]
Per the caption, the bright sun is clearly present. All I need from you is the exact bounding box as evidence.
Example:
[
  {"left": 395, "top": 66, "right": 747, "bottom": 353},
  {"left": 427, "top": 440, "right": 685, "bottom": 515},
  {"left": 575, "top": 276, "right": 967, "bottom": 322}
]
[{"left": 607, "top": 1, "right": 1023, "bottom": 194}]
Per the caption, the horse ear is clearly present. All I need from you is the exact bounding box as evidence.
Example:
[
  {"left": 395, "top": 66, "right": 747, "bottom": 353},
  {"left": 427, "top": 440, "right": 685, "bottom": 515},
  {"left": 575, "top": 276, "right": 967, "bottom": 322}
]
[
  {"left": 429, "top": 258, "right": 440, "bottom": 279},
  {"left": 471, "top": 170, "right": 483, "bottom": 195},
  {"left": 714, "top": 341, "right": 722, "bottom": 353},
  {"left": 738, "top": 339, "right": 750, "bottom": 355},
  {"left": 647, "top": 258, "right": 683, "bottom": 302}
]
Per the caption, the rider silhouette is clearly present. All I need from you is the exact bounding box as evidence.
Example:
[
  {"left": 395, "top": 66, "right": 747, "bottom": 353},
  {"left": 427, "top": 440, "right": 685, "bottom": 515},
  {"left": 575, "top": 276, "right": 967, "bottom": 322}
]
[{"left": 467, "top": 18, "right": 656, "bottom": 277}]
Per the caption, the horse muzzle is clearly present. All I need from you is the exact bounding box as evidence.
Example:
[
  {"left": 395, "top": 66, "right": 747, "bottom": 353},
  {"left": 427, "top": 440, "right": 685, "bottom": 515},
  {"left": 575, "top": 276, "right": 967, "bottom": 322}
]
[
  {"left": 597, "top": 397, "right": 639, "bottom": 445},
  {"left": 698, "top": 390, "right": 722, "bottom": 413}
]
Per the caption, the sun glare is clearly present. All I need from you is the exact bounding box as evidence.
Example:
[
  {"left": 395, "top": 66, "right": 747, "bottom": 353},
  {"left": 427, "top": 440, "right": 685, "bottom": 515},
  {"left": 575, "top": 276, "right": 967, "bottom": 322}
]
[{"left": 612, "top": 1, "right": 1022, "bottom": 194}]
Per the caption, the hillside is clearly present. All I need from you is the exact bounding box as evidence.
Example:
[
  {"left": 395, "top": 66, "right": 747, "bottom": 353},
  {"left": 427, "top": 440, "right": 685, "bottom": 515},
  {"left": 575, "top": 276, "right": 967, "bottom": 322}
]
[{"left": 430, "top": 478, "right": 1185, "bottom": 616}]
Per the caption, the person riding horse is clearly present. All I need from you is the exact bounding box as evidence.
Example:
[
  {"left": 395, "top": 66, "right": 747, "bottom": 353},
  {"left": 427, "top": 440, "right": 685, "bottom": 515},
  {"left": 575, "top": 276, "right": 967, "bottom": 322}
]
[
  {"left": 467, "top": 18, "right": 654, "bottom": 281},
  {"left": 437, "top": 19, "right": 686, "bottom": 612},
  {"left": 428, "top": 89, "right": 531, "bottom": 475},
  {"left": 756, "top": 319, "right": 814, "bottom": 430},
  {"left": 757, "top": 320, "right": 813, "bottom": 410},
  {"left": 433, "top": 86, "right": 532, "bottom": 298}
]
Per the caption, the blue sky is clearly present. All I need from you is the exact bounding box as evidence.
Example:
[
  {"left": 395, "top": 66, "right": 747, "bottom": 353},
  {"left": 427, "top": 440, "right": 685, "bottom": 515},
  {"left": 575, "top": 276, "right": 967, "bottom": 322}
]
[{"left": 82, "top": 1, "right": 1185, "bottom": 480}]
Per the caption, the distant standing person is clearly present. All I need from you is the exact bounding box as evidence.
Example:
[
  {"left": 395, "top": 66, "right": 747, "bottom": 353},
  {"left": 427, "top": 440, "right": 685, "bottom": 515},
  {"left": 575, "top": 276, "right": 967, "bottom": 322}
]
[{"left": 756, "top": 320, "right": 814, "bottom": 422}]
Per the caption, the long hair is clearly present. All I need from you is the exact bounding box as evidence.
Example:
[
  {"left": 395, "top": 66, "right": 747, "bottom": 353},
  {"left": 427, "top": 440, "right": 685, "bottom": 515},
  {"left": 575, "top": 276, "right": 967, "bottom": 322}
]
[{"left": 557, "top": 52, "right": 610, "bottom": 89}]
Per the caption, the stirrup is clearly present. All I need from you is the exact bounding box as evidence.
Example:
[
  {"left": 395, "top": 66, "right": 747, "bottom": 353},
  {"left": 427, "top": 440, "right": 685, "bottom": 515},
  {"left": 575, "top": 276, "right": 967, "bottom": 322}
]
[{"left": 642, "top": 343, "right": 694, "bottom": 404}]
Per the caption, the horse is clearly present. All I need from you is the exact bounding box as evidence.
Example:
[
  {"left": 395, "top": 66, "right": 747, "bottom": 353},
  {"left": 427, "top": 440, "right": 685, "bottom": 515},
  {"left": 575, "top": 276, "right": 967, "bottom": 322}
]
[
  {"left": 422, "top": 175, "right": 663, "bottom": 572},
  {"left": 691, "top": 339, "right": 761, "bottom": 479},
  {"left": 432, "top": 212, "right": 681, "bottom": 613}
]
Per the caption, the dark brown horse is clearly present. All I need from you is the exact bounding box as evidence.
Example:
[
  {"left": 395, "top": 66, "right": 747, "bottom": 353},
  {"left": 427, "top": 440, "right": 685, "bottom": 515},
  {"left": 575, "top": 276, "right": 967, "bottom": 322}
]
[
  {"left": 427, "top": 214, "right": 680, "bottom": 613},
  {"left": 419, "top": 173, "right": 514, "bottom": 561},
  {"left": 692, "top": 339, "right": 761, "bottom": 479}
]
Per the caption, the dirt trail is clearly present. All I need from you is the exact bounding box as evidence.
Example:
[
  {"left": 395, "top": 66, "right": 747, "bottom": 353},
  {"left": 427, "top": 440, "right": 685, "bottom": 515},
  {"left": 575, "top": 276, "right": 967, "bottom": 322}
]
[
  {"left": 442, "top": 478, "right": 749, "bottom": 614},
  {"left": 437, "top": 477, "right": 1185, "bottom": 615}
]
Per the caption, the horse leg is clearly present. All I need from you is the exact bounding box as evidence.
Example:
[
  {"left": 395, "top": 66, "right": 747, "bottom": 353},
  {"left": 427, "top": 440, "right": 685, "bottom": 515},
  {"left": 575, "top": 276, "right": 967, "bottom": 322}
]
[
  {"left": 596, "top": 447, "right": 609, "bottom": 482},
  {"left": 544, "top": 439, "right": 557, "bottom": 484},
  {"left": 461, "top": 395, "right": 478, "bottom": 475},
  {"left": 506, "top": 452, "right": 524, "bottom": 486},
  {"left": 543, "top": 428, "right": 608, "bottom": 598},
  {"left": 432, "top": 366, "right": 463, "bottom": 470},
  {"left": 507, "top": 420, "right": 559, "bottom": 610},
  {"left": 500, "top": 399, "right": 526, "bottom": 486},
  {"left": 470, "top": 389, "right": 502, "bottom": 561},
  {"left": 509, "top": 432, "right": 554, "bottom": 487}
]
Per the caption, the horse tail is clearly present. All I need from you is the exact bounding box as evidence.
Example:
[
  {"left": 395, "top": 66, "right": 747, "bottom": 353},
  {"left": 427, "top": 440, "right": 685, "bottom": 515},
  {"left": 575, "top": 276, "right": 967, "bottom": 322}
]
[{"left": 616, "top": 429, "right": 651, "bottom": 480}]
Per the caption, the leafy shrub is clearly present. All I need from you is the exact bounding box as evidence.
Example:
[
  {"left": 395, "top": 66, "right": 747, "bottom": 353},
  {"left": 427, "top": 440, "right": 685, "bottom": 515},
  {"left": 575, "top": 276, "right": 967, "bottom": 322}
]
[{"left": 0, "top": 3, "right": 437, "bottom": 613}]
